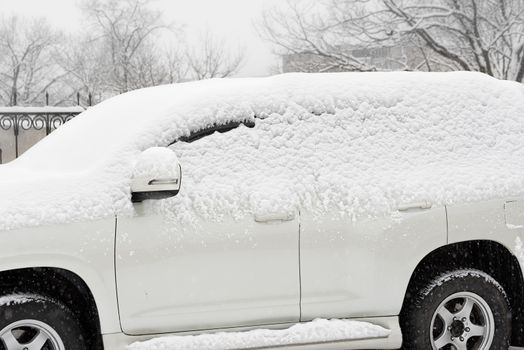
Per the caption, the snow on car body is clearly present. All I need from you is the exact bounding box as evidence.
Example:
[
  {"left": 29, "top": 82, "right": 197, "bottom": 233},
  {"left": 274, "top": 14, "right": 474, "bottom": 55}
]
[{"left": 0, "top": 72, "right": 523, "bottom": 349}]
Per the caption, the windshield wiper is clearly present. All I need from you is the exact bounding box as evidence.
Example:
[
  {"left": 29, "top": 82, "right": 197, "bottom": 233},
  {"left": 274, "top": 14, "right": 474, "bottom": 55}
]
[{"left": 170, "top": 120, "right": 255, "bottom": 145}]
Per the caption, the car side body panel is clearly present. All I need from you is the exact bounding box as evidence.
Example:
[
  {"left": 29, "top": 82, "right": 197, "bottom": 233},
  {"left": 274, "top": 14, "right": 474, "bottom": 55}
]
[
  {"left": 300, "top": 207, "right": 447, "bottom": 320},
  {"left": 447, "top": 198, "right": 524, "bottom": 264},
  {"left": 1, "top": 197, "right": 521, "bottom": 349},
  {"left": 0, "top": 218, "right": 120, "bottom": 334}
]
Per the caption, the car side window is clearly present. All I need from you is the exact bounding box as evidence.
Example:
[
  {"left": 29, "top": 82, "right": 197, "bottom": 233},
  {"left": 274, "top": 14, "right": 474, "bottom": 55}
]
[{"left": 170, "top": 120, "right": 255, "bottom": 145}]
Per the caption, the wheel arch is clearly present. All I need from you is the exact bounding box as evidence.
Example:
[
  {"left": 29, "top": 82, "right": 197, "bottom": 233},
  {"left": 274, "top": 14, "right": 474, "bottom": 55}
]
[
  {"left": 0, "top": 267, "right": 105, "bottom": 349},
  {"left": 400, "top": 240, "right": 524, "bottom": 346}
]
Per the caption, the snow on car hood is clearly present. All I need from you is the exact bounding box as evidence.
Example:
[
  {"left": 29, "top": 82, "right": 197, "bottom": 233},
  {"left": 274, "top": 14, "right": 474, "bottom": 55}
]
[{"left": 1, "top": 72, "right": 524, "bottom": 231}]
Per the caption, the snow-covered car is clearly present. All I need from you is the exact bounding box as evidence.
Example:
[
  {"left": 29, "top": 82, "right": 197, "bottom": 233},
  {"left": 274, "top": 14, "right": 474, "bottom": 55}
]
[{"left": 1, "top": 72, "right": 524, "bottom": 350}]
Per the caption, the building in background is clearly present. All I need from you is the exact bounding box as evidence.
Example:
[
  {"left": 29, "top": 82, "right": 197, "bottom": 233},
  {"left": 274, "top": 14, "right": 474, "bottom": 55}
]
[{"left": 282, "top": 45, "right": 443, "bottom": 73}]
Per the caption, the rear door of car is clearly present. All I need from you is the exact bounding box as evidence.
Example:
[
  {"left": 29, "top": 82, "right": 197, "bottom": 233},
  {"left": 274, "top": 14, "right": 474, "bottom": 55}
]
[{"left": 299, "top": 207, "right": 447, "bottom": 320}]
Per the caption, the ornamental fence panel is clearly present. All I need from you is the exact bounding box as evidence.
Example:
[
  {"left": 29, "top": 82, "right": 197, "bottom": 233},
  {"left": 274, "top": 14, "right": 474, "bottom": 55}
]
[{"left": 0, "top": 107, "right": 85, "bottom": 164}]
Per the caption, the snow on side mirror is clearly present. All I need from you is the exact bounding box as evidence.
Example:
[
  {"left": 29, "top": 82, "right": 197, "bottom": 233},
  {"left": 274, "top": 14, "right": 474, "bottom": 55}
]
[{"left": 131, "top": 147, "right": 182, "bottom": 203}]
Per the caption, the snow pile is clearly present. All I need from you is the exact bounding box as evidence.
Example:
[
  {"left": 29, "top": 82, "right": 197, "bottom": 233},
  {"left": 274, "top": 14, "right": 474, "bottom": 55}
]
[
  {"left": 132, "top": 147, "right": 179, "bottom": 179},
  {"left": 126, "top": 319, "right": 390, "bottom": 350},
  {"left": 1, "top": 72, "right": 524, "bottom": 230},
  {"left": 152, "top": 73, "right": 524, "bottom": 224}
]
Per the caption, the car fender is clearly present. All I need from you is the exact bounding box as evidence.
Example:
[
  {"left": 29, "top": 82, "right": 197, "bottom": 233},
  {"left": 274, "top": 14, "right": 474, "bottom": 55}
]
[{"left": 0, "top": 217, "right": 120, "bottom": 334}]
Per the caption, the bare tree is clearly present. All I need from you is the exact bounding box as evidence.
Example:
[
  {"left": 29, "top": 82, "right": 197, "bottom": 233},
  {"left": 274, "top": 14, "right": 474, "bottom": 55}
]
[
  {"left": 258, "top": 0, "right": 524, "bottom": 81},
  {"left": 257, "top": 0, "right": 386, "bottom": 73},
  {"left": 382, "top": 0, "right": 524, "bottom": 81},
  {"left": 81, "top": 0, "right": 170, "bottom": 93},
  {"left": 186, "top": 31, "right": 245, "bottom": 80},
  {"left": 133, "top": 41, "right": 177, "bottom": 87},
  {"left": 57, "top": 34, "right": 110, "bottom": 105},
  {"left": 0, "top": 0, "right": 249, "bottom": 108},
  {"left": 164, "top": 47, "right": 188, "bottom": 84},
  {"left": 0, "top": 16, "right": 65, "bottom": 106}
]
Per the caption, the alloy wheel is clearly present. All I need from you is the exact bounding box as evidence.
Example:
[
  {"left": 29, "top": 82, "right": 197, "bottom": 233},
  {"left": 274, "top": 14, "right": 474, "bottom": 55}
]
[
  {"left": 0, "top": 319, "right": 65, "bottom": 350},
  {"left": 430, "top": 291, "right": 495, "bottom": 350}
]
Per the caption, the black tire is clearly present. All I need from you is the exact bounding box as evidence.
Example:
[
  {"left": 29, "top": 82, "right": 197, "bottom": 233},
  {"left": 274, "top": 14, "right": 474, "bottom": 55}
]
[
  {"left": 400, "top": 269, "right": 512, "bottom": 350},
  {"left": 0, "top": 294, "right": 86, "bottom": 350}
]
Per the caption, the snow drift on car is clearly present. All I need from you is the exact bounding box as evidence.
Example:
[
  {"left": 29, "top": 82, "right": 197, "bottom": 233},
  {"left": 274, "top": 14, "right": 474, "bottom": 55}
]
[{"left": 1, "top": 72, "right": 524, "bottom": 231}]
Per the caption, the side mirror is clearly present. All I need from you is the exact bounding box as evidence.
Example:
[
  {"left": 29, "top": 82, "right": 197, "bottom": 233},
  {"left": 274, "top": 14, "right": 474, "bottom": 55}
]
[{"left": 131, "top": 147, "right": 182, "bottom": 203}]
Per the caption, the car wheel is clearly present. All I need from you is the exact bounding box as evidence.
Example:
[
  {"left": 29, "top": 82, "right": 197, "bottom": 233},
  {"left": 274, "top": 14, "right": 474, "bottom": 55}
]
[
  {"left": 401, "top": 269, "right": 511, "bottom": 350},
  {"left": 0, "top": 294, "right": 86, "bottom": 350}
]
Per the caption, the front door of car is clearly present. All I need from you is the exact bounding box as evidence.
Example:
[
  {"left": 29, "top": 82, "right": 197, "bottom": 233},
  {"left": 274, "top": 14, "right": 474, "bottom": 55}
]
[{"left": 115, "top": 123, "right": 300, "bottom": 335}]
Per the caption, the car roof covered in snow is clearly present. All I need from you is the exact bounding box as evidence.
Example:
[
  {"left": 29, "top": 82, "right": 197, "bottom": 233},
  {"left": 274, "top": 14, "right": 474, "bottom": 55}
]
[
  {"left": 12, "top": 71, "right": 523, "bottom": 172},
  {"left": 1, "top": 71, "right": 524, "bottom": 231}
]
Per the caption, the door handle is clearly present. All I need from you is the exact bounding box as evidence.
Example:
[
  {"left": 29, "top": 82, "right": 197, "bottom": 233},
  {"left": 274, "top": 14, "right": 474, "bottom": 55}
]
[
  {"left": 148, "top": 178, "right": 179, "bottom": 185},
  {"left": 254, "top": 212, "right": 295, "bottom": 223},
  {"left": 398, "top": 201, "right": 432, "bottom": 211}
]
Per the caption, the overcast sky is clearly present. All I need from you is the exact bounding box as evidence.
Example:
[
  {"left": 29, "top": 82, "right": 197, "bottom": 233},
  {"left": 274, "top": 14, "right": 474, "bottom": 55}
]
[{"left": 0, "top": 0, "right": 282, "bottom": 77}]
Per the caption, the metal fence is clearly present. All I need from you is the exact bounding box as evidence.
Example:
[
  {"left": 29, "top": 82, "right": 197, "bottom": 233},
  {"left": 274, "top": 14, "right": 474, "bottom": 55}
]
[
  {"left": 0, "top": 92, "right": 91, "bottom": 164},
  {"left": 0, "top": 107, "right": 85, "bottom": 164}
]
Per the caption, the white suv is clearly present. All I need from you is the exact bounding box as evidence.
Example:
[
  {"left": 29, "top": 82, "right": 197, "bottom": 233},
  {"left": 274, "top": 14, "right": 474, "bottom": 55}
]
[{"left": 0, "top": 72, "right": 523, "bottom": 350}]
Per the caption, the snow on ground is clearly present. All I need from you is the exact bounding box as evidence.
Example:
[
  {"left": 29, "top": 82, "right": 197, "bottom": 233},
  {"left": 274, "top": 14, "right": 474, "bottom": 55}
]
[
  {"left": 1, "top": 72, "right": 524, "bottom": 230},
  {"left": 126, "top": 319, "right": 390, "bottom": 350}
]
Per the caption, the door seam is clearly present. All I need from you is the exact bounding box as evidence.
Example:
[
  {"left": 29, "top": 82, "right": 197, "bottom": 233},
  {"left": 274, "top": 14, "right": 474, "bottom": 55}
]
[
  {"left": 113, "top": 215, "right": 124, "bottom": 332},
  {"left": 298, "top": 209, "right": 303, "bottom": 322},
  {"left": 444, "top": 205, "right": 449, "bottom": 244}
]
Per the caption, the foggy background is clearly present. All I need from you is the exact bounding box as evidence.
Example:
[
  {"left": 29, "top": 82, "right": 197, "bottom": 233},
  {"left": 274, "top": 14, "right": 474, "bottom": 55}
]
[{"left": 0, "top": 0, "right": 523, "bottom": 107}]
